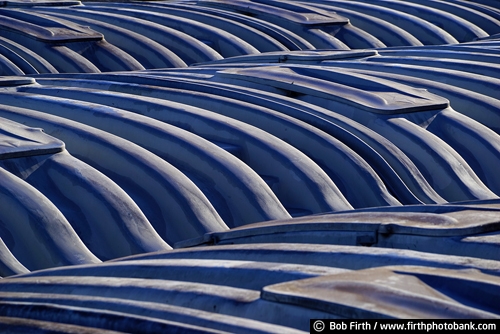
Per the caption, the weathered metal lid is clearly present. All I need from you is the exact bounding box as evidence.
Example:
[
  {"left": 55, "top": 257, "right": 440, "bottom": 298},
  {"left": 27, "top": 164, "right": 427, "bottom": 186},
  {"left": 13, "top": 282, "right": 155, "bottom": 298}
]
[
  {"left": 216, "top": 65, "right": 449, "bottom": 114},
  {"left": 177, "top": 204, "right": 500, "bottom": 248},
  {"left": 198, "top": 0, "right": 349, "bottom": 26},
  {"left": 0, "top": 12, "right": 103, "bottom": 43},
  {"left": 262, "top": 265, "right": 500, "bottom": 318},
  {"left": 194, "top": 50, "right": 378, "bottom": 66},
  {"left": 0, "top": 116, "right": 64, "bottom": 160}
]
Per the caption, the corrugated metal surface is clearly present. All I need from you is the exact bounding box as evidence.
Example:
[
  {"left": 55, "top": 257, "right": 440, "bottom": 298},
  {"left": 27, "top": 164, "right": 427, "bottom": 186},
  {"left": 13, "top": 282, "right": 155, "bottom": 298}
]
[{"left": 1, "top": 0, "right": 500, "bottom": 330}]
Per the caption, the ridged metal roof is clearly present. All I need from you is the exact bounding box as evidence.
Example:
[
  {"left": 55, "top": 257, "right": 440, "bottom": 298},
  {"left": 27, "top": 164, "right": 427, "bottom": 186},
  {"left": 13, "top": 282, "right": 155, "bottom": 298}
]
[{"left": 1, "top": 0, "right": 500, "bottom": 331}]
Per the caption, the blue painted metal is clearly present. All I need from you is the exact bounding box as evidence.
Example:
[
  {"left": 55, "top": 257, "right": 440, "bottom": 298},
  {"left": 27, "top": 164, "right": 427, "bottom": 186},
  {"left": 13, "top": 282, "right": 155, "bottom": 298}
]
[{"left": 0, "top": 0, "right": 500, "bottom": 329}]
